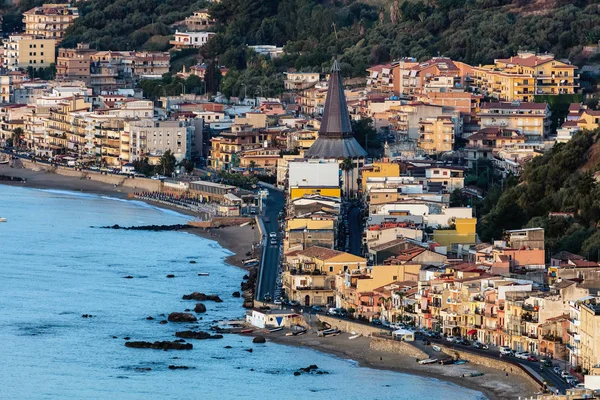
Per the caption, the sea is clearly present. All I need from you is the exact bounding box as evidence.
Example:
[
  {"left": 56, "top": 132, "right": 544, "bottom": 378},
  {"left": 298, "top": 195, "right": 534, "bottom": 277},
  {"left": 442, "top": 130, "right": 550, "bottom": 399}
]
[{"left": 0, "top": 185, "right": 486, "bottom": 399}]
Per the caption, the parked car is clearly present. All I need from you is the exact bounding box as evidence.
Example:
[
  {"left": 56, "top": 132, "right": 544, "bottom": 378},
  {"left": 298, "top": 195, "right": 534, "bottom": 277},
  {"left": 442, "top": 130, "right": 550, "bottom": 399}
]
[
  {"left": 542, "top": 360, "right": 553, "bottom": 367},
  {"left": 527, "top": 355, "right": 538, "bottom": 362},
  {"left": 473, "top": 341, "right": 489, "bottom": 350},
  {"left": 459, "top": 339, "right": 471, "bottom": 346},
  {"left": 499, "top": 346, "right": 514, "bottom": 356},
  {"left": 371, "top": 319, "right": 382, "bottom": 326},
  {"left": 566, "top": 377, "right": 578, "bottom": 386},
  {"left": 269, "top": 232, "right": 277, "bottom": 238},
  {"left": 289, "top": 300, "right": 300, "bottom": 307},
  {"left": 561, "top": 371, "right": 571, "bottom": 379},
  {"left": 446, "top": 335, "right": 456, "bottom": 343},
  {"left": 273, "top": 299, "right": 282, "bottom": 305},
  {"left": 312, "top": 306, "right": 322, "bottom": 312},
  {"left": 553, "top": 366, "right": 562, "bottom": 374},
  {"left": 515, "top": 352, "right": 530, "bottom": 360},
  {"left": 430, "top": 332, "right": 442, "bottom": 339}
]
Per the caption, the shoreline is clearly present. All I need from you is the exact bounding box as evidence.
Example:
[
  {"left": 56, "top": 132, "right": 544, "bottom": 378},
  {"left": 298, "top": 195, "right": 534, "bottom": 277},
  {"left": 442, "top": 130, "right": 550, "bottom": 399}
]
[
  {"left": 258, "top": 330, "right": 539, "bottom": 400},
  {"left": 0, "top": 164, "right": 536, "bottom": 399}
]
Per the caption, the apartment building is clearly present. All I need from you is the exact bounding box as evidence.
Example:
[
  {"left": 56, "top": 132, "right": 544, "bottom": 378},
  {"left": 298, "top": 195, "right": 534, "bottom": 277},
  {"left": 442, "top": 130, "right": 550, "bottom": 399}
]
[
  {"left": 123, "top": 51, "right": 170, "bottom": 79},
  {"left": 392, "top": 57, "right": 472, "bottom": 96},
  {"left": 3, "top": 35, "right": 56, "bottom": 71},
  {"left": 472, "top": 52, "right": 578, "bottom": 102},
  {"left": 557, "top": 103, "right": 600, "bottom": 143},
  {"left": 127, "top": 119, "right": 193, "bottom": 163},
  {"left": 465, "top": 127, "right": 526, "bottom": 168},
  {"left": 23, "top": 4, "right": 79, "bottom": 40},
  {"left": 209, "top": 126, "right": 278, "bottom": 170},
  {"left": 479, "top": 101, "right": 550, "bottom": 141},
  {"left": 417, "top": 116, "right": 455, "bottom": 154},
  {"left": 366, "top": 63, "right": 394, "bottom": 93}
]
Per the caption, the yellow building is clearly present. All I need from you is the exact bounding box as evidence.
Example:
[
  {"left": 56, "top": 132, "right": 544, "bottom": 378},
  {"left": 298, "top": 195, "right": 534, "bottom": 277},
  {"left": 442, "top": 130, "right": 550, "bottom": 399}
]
[
  {"left": 417, "top": 116, "right": 454, "bottom": 154},
  {"left": 3, "top": 35, "right": 56, "bottom": 70},
  {"left": 290, "top": 187, "right": 341, "bottom": 200},
  {"left": 433, "top": 218, "right": 477, "bottom": 246},
  {"left": 472, "top": 52, "right": 578, "bottom": 102},
  {"left": 579, "top": 301, "right": 600, "bottom": 372},
  {"left": 23, "top": 4, "right": 79, "bottom": 40},
  {"left": 360, "top": 161, "right": 400, "bottom": 188},
  {"left": 355, "top": 264, "right": 421, "bottom": 293}
]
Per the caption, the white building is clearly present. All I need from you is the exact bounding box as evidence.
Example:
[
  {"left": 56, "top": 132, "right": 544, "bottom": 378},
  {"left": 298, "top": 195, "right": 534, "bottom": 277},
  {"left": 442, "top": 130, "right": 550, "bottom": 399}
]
[
  {"left": 127, "top": 119, "right": 195, "bottom": 163},
  {"left": 170, "top": 31, "right": 215, "bottom": 49},
  {"left": 248, "top": 45, "right": 284, "bottom": 58},
  {"left": 288, "top": 160, "right": 340, "bottom": 188}
]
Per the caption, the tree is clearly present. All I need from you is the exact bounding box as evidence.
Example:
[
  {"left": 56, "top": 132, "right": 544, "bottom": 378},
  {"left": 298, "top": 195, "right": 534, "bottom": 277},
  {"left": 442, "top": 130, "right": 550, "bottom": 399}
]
[
  {"left": 179, "top": 158, "right": 195, "bottom": 174},
  {"left": 248, "top": 160, "right": 257, "bottom": 171},
  {"left": 12, "top": 128, "right": 24, "bottom": 148},
  {"left": 132, "top": 157, "right": 153, "bottom": 176},
  {"left": 351, "top": 118, "right": 380, "bottom": 154},
  {"left": 340, "top": 157, "right": 354, "bottom": 197},
  {"left": 395, "top": 291, "right": 406, "bottom": 324},
  {"left": 156, "top": 150, "right": 176, "bottom": 176}
]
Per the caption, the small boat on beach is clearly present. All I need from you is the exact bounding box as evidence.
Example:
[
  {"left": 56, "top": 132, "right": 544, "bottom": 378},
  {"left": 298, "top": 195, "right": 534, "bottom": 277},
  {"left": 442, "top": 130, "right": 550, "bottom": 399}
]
[
  {"left": 349, "top": 333, "right": 361, "bottom": 340},
  {"left": 439, "top": 358, "right": 455, "bottom": 365},
  {"left": 454, "top": 360, "right": 469, "bottom": 365},
  {"left": 432, "top": 345, "right": 441, "bottom": 352},
  {"left": 0, "top": 160, "right": 9, "bottom": 165},
  {"left": 268, "top": 327, "right": 283, "bottom": 333},
  {"left": 418, "top": 358, "right": 438, "bottom": 365},
  {"left": 240, "top": 329, "right": 253, "bottom": 334},
  {"left": 197, "top": 272, "right": 210, "bottom": 276},
  {"left": 318, "top": 328, "right": 341, "bottom": 337},
  {"left": 464, "top": 372, "right": 484, "bottom": 378},
  {"left": 0, "top": 217, "right": 6, "bottom": 222}
]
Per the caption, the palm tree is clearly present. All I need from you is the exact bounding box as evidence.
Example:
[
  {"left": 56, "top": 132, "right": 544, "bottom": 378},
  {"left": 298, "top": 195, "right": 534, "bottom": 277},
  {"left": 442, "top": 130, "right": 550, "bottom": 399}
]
[
  {"left": 340, "top": 157, "right": 354, "bottom": 198},
  {"left": 395, "top": 291, "right": 406, "bottom": 324},
  {"left": 248, "top": 160, "right": 256, "bottom": 172},
  {"left": 12, "top": 127, "right": 24, "bottom": 148}
]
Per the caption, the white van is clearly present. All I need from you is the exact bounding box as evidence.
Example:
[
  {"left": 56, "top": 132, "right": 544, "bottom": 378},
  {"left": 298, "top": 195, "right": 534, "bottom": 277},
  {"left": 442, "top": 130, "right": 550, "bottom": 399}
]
[{"left": 499, "top": 346, "right": 514, "bottom": 356}]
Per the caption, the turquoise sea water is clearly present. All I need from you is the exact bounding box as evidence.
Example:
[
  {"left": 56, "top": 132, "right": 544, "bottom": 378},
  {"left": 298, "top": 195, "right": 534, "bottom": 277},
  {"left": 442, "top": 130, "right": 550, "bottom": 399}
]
[{"left": 0, "top": 186, "right": 485, "bottom": 399}]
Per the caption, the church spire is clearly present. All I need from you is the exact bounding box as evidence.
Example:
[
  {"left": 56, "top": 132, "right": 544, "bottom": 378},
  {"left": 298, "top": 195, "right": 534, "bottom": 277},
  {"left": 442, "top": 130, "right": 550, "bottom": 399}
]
[{"left": 318, "top": 60, "right": 353, "bottom": 138}]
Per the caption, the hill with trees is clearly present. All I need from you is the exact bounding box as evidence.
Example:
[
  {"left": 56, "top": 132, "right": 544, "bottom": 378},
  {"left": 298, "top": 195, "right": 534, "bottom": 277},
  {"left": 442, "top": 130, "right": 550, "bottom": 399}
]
[{"left": 478, "top": 129, "right": 600, "bottom": 260}]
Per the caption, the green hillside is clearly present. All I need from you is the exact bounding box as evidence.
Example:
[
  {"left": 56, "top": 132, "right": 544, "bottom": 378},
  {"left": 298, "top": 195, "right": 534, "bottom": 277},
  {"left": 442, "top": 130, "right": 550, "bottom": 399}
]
[{"left": 478, "top": 129, "right": 600, "bottom": 260}]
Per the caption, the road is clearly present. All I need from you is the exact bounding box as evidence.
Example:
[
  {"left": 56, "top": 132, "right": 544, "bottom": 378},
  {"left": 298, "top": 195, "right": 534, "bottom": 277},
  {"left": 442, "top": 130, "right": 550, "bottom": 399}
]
[
  {"left": 347, "top": 205, "right": 363, "bottom": 256},
  {"left": 255, "top": 188, "right": 285, "bottom": 302}
]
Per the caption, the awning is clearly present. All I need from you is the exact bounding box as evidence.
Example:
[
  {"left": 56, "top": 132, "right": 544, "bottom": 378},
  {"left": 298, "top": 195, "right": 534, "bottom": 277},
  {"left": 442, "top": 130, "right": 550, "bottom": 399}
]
[{"left": 467, "top": 329, "right": 477, "bottom": 335}]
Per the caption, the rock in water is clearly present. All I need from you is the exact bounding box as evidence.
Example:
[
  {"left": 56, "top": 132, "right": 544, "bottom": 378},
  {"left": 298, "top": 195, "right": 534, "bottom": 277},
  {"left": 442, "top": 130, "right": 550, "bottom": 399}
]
[
  {"left": 166, "top": 274, "right": 175, "bottom": 278},
  {"left": 232, "top": 291, "right": 241, "bottom": 298},
  {"left": 175, "top": 331, "right": 223, "bottom": 340},
  {"left": 168, "top": 365, "right": 189, "bottom": 370},
  {"left": 189, "top": 260, "right": 197, "bottom": 264},
  {"left": 159, "top": 320, "right": 168, "bottom": 325},
  {"left": 253, "top": 336, "right": 266, "bottom": 344},
  {"left": 194, "top": 303, "right": 206, "bottom": 313},
  {"left": 168, "top": 312, "right": 197, "bottom": 323},
  {"left": 205, "top": 295, "right": 223, "bottom": 303},
  {"left": 125, "top": 341, "right": 193, "bottom": 350},
  {"left": 146, "top": 316, "right": 154, "bottom": 320},
  {"left": 244, "top": 348, "right": 253, "bottom": 353},
  {"left": 242, "top": 300, "right": 254, "bottom": 309},
  {"left": 182, "top": 292, "right": 206, "bottom": 301}
]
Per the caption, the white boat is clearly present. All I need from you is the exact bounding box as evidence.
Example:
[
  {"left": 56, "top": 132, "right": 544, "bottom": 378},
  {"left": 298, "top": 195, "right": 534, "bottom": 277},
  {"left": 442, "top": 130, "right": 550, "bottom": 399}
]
[
  {"left": 197, "top": 272, "right": 210, "bottom": 276},
  {"left": 432, "top": 345, "right": 441, "bottom": 352},
  {"left": 418, "top": 358, "right": 438, "bottom": 365},
  {"left": 268, "top": 327, "right": 283, "bottom": 333},
  {"left": 0, "top": 160, "right": 9, "bottom": 165},
  {"left": 349, "top": 333, "right": 361, "bottom": 340},
  {"left": 0, "top": 217, "right": 6, "bottom": 222}
]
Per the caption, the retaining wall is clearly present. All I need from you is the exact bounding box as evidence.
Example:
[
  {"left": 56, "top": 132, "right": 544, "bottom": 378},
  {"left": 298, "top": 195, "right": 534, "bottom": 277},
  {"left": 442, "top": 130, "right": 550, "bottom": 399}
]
[
  {"left": 435, "top": 343, "right": 543, "bottom": 388},
  {"left": 369, "top": 336, "right": 428, "bottom": 359},
  {"left": 21, "top": 160, "right": 162, "bottom": 192},
  {"left": 316, "top": 315, "right": 388, "bottom": 337}
]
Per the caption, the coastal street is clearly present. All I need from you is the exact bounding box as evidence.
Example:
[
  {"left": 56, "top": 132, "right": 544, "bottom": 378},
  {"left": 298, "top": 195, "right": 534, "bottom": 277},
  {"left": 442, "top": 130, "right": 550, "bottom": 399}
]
[{"left": 255, "top": 189, "right": 285, "bottom": 302}]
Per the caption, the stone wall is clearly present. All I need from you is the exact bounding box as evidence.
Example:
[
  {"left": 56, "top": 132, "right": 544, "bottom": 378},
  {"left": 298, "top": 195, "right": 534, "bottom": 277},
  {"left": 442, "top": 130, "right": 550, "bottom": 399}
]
[
  {"left": 21, "top": 160, "right": 162, "bottom": 192},
  {"left": 370, "top": 336, "right": 428, "bottom": 359},
  {"left": 435, "top": 343, "right": 543, "bottom": 388},
  {"left": 317, "top": 315, "right": 388, "bottom": 337}
]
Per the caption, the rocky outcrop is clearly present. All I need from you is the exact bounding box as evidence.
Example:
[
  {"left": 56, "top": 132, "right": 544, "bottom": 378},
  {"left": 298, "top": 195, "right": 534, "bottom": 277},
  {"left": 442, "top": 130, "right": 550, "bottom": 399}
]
[
  {"left": 294, "top": 365, "right": 328, "bottom": 376},
  {"left": 242, "top": 300, "right": 254, "bottom": 309},
  {"left": 182, "top": 292, "right": 222, "bottom": 302},
  {"left": 175, "top": 331, "right": 223, "bottom": 340},
  {"left": 194, "top": 303, "right": 206, "bottom": 313},
  {"left": 252, "top": 336, "right": 266, "bottom": 344},
  {"left": 167, "top": 312, "right": 197, "bottom": 323},
  {"left": 125, "top": 341, "right": 193, "bottom": 350},
  {"left": 103, "top": 224, "right": 193, "bottom": 231},
  {"left": 232, "top": 291, "right": 241, "bottom": 298}
]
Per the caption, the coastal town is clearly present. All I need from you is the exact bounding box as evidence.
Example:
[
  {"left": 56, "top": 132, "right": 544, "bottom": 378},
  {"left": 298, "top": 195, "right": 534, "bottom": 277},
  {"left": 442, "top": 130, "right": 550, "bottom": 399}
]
[{"left": 3, "top": 2, "right": 600, "bottom": 400}]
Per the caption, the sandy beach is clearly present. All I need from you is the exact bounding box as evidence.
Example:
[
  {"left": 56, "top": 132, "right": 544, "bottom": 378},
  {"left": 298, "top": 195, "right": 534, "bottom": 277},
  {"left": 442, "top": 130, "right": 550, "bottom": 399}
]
[
  {"left": 1, "top": 163, "right": 537, "bottom": 399},
  {"left": 259, "top": 329, "right": 539, "bottom": 400}
]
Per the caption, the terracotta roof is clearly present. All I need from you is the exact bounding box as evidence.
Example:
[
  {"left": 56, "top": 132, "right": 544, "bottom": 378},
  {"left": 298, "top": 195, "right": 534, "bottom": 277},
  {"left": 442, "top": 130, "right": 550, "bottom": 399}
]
[
  {"left": 570, "top": 260, "right": 599, "bottom": 268},
  {"left": 496, "top": 55, "right": 576, "bottom": 69},
  {"left": 296, "top": 245, "right": 346, "bottom": 260},
  {"left": 554, "top": 280, "right": 576, "bottom": 289},
  {"left": 568, "top": 103, "right": 583, "bottom": 112},
  {"left": 467, "top": 128, "right": 524, "bottom": 141},
  {"left": 551, "top": 251, "right": 584, "bottom": 261}
]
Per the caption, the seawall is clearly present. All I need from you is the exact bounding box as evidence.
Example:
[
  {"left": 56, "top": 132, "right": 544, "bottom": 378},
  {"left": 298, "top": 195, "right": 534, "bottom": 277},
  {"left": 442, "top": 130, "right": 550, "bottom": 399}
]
[
  {"left": 22, "top": 160, "right": 162, "bottom": 192},
  {"left": 316, "top": 315, "right": 388, "bottom": 337},
  {"left": 369, "top": 336, "right": 428, "bottom": 359}
]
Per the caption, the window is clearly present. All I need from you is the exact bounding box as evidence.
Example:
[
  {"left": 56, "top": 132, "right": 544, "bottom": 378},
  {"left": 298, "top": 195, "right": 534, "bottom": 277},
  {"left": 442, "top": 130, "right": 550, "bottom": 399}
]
[{"left": 329, "top": 266, "right": 333, "bottom": 272}]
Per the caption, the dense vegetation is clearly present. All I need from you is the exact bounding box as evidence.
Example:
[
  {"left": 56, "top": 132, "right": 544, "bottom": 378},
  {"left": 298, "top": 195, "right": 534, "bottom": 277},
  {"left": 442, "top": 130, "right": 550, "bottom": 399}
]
[{"left": 478, "top": 130, "right": 600, "bottom": 260}]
